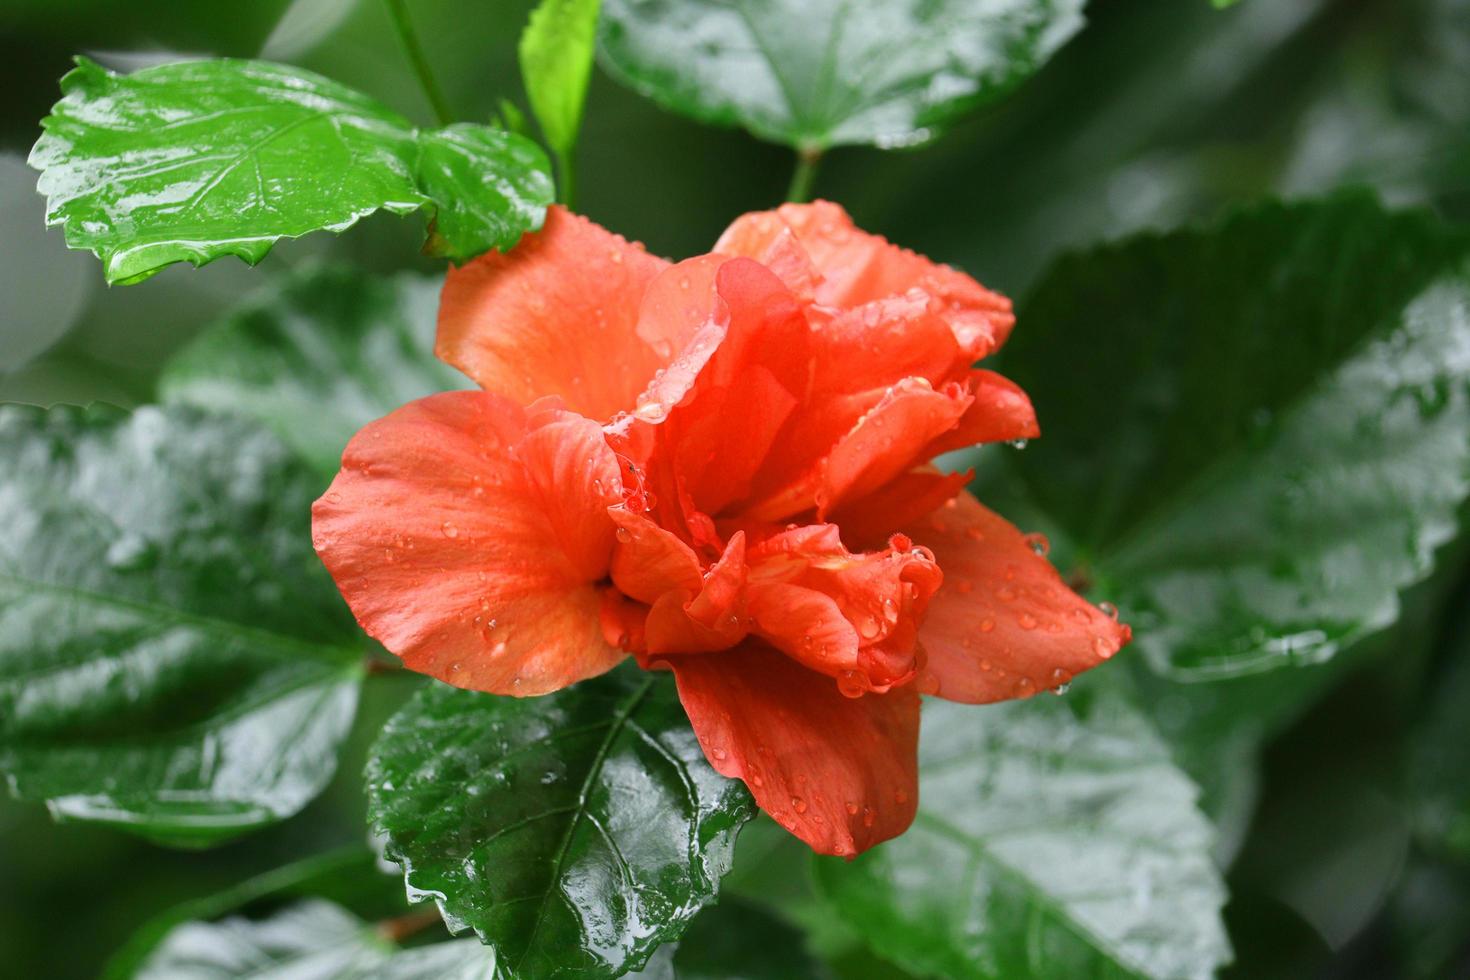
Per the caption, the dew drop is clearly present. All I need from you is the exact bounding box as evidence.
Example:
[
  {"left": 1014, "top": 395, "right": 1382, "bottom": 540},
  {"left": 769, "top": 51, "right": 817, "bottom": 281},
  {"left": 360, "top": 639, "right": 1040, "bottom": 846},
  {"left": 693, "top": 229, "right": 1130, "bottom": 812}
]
[
  {"left": 979, "top": 617, "right": 996, "bottom": 633},
  {"left": 615, "top": 527, "right": 633, "bottom": 543},
  {"left": 857, "top": 616, "right": 881, "bottom": 640},
  {"left": 441, "top": 521, "right": 459, "bottom": 539},
  {"left": 1009, "top": 438, "right": 1030, "bottom": 450},
  {"left": 1024, "top": 532, "right": 1050, "bottom": 556},
  {"left": 711, "top": 747, "right": 728, "bottom": 762},
  {"left": 1093, "top": 636, "right": 1116, "bottom": 659},
  {"left": 837, "top": 670, "right": 868, "bottom": 698},
  {"left": 882, "top": 597, "right": 899, "bottom": 624},
  {"left": 1018, "top": 612, "right": 1038, "bottom": 630},
  {"left": 862, "top": 806, "right": 875, "bottom": 828},
  {"left": 1098, "top": 601, "right": 1119, "bottom": 620},
  {"left": 791, "top": 796, "right": 808, "bottom": 814},
  {"left": 845, "top": 801, "right": 860, "bottom": 815},
  {"left": 1013, "top": 677, "right": 1036, "bottom": 697}
]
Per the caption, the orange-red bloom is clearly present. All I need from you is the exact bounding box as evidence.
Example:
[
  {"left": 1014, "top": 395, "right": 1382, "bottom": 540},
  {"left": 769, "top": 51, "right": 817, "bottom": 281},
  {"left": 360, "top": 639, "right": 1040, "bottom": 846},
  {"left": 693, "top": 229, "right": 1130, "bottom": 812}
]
[{"left": 313, "top": 202, "right": 1130, "bottom": 856}]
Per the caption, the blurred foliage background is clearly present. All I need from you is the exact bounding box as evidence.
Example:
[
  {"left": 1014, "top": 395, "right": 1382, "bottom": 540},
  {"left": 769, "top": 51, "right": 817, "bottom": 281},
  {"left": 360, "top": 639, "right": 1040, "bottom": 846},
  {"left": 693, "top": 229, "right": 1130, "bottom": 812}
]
[{"left": 2, "top": 0, "right": 1469, "bottom": 976}]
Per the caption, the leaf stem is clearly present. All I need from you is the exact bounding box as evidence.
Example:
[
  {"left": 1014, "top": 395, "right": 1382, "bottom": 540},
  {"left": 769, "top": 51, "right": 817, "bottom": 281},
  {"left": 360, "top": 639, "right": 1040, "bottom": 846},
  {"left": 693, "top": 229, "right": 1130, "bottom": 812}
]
[
  {"left": 376, "top": 905, "right": 445, "bottom": 944},
  {"left": 556, "top": 147, "right": 577, "bottom": 210},
  {"left": 786, "top": 146, "right": 823, "bottom": 203},
  {"left": 383, "top": 0, "right": 454, "bottom": 126}
]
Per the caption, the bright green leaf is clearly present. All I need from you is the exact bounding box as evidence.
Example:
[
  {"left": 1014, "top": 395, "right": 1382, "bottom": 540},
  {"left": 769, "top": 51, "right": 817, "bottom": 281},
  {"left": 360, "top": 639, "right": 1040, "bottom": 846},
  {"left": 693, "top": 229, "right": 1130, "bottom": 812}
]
[
  {"left": 134, "top": 899, "right": 495, "bottom": 980},
  {"left": 815, "top": 691, "right": 1231, "bottom": 979},
  {"left": 0, "top": 403, "right": 363, "bottom": 844},
  {"left": 1002, "top": 194, "right": 1470, "bottom": 679},
  {"left": 367, "top": 666, "right": 755, "bottom": 978},
  {"left": 159, "top": 265, "right": 467, "bottom": 477},
  {"left": 597, "top": 0, "right": 1086, "bottom": 150},
  {"left": 29, "top": 57, "right": 553, "bottom": 284},
  {"left": 520, "top": 0, "right": 601, "bottom": 163}
]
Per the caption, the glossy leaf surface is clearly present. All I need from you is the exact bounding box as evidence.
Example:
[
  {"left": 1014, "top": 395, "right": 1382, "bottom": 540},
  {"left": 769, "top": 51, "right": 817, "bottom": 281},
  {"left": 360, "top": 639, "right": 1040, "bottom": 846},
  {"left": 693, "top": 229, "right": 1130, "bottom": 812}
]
[
  {"left": 134, "top": 899, "right": 495, "bottom": 980},
  {"left": 816, "top": 691, "right": 1231, "bottom": 979},
  {"left": 598, "top": 0, "right": 1086, "bottom": 149},
  {"left": 0, "top": 404, "right": 362, "bottom": 844},
  {"left": 367, "top": 666, "right": 755, "bottom": 978},
  {"left": 160, "top": 265, "right": 466, "bottom": 476},
  {"left": 1004, "top": 195, "right": 1470, "bottom": 678},
  {"left": 29, "top": 57, "right": 552, "bottom": 283}
]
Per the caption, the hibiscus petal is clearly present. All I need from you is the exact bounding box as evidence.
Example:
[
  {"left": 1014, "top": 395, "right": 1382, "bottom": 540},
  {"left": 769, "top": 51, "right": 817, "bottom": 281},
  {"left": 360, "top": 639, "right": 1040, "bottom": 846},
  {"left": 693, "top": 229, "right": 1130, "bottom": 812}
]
[
  {"left": 438, "top": 206, "right": 670, "bottom": 421},
  {"left": 906, "top": 492, "right": 1131, "bottom": 703},
  {"left": 826, "top": 466, "right": 972, "bottom": 551},
  {"left": 923, "top": 369, "right": 1040, "bottom": 457},
  {"left": 714, "top": 200, "right": 1014, "bottom": 355},
  {"left": 816, "top": 377, "right": 973, "bottom": 518},
  {"left": 663, "top": 641, "right": 920, "bottom": 857},
  {"left": 644, "top": 532, "right": 749, "bottom": 655},
  {"left": 312, "top": 391, "right": 625, "bottom": 695}
]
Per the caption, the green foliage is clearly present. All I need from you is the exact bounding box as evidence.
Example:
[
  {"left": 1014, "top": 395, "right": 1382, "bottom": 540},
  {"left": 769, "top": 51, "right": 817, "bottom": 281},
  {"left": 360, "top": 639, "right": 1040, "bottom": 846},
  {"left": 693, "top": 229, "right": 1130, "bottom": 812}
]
[
  {"left": 366, "top": 666, "right": 755, "bottom": 978},
  {"left": 1002, "top": 195, "right": 1470, "bottom": 679},
  {"left": 520, "top": 0, "right": 601, "bottom": 200},
  {"left": 597, "top": 0, "right": 1086, "bottom": 150},
  {"left": 816, "top": 691, "right": 1230, "bottom": 979},
  {"left": 29, "top": 57, "right": 552, "bottom": 284},
  {"left": 159, "top": 265, "right": 466, "bottom": 477},
  {"left": 134, "top": 899, "right": 494, "bottom": 979},
  {"left": 0, "top": 403, "right": 363, "bottom": 844}
]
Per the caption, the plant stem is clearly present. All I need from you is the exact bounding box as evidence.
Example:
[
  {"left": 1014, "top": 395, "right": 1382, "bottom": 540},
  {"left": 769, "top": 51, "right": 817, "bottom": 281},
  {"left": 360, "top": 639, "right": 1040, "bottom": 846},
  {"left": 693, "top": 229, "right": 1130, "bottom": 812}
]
[
  {"left": 383, "top": 0, "right": 454, "bottom": 126},
  {"left": 786, "top": 146, "right": 823, "bottom": 203},
  {"left": 556, "top": 147, "right": 577, "bottom": 210}
]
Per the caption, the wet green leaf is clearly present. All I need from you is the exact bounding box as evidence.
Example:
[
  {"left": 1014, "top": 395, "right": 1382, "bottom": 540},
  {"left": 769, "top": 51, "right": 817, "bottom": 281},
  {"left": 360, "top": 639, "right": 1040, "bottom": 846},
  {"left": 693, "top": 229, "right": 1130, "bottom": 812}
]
[
  {"left": 0, "top": 403, "right": 363, "bottom": 844},
  {"left": 29, "top": 57, "right": 553, "bottom": 284},
  {"left": 815, "top": 691, "right": 1231, "bottom": 980},
  {"left": 597, "top": 0, "right": 1085, "bottom": 150},
  {"left": 103, "top": 847, "right": 410, "bottom": 980},
  {"left": 134, "top": 899, "right": 495, "bottom": 980},
  {"left": 159, "top": 265, "right": 466, "bottom": 477},
  {"left": 367, "top": 666, "right": 755, "bottom": 978},
  {"left": 520, "top": 0, "right": 601, "bottom": 164},
  {"left": 1003, "top": 194, "right": 1470, "bottom": 679}
]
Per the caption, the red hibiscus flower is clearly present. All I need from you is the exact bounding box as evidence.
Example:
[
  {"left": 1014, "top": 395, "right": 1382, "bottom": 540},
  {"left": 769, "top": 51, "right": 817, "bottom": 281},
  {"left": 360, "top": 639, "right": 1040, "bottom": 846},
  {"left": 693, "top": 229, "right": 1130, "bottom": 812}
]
[{"left": 312, "top": 202, "right": 1130, "bottom": 857}]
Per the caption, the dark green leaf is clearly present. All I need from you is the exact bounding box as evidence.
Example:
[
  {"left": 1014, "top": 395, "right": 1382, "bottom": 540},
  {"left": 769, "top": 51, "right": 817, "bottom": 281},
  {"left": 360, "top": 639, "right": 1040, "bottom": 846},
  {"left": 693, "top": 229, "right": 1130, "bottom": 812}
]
[
  {"left": 29, "top": 57, "right": 553, "bottom": 284},
  {"left": 598, "top": 0, "right": 1086, "bottom": 150},
  {"left": 669, "top": 896, "right": 826, "bottom": 980},
  {"left": 815, "top": 691, "right": 1231, "bottom": 980},
  {"left": 520, "top": 0, "right": 601, "bottom": 161},
  {"left": 134, "top": 899, "right": 495, "bottom": 980},
  {"left": 159, "top": 265, "right": 466, "bottom": 477},
  {"left": 367, "top": 666, "right": 755, "bottom": 978},
  {"left": 0, "top": 403, "right": 362, "bottom": 844},
  {"left": 1411, "top": 607, "right": 1470, "bottom": 862},
  {"left": 1003, "top": 194, "right": 1470, "bottom": 679}
]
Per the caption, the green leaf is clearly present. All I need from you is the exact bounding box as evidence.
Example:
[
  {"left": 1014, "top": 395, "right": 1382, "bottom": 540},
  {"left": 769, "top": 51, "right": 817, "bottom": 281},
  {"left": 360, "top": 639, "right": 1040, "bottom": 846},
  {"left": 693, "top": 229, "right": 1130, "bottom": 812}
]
[
  {"left": 159, "top": 265, "right": 467, "bottom": 477},
  {"left": 815, "top": 690, "right": 1231, "bottom": 979},
  {"left": 1002, "top": 194, "right": 1470, "bottom": 679},
  {"left": 667, "top": 896, "right": 826, "bottom": 980},
  {"left": 0, "top": 403, "right": 363, "bottom": 844},
  {"left": 103, "top": 847, "right": 410, "bottom": 980},
  {"left": 29, "top": 57, "right": 553, "bottom": 284},
  {"left": 1411, "top": 615, "right": 1470, "bottom": 862},
  {"left": 367, "top": 665, "right": 756, "bottom": 978},
  {"left": 597, "top": 0, "right": 1086, "bottom": 150},
  {"left": 134, "top": 899, "right": 495, "bottom": 980},
  {"left": 520, "top": 0, "right": 601, "bottom": 163}
]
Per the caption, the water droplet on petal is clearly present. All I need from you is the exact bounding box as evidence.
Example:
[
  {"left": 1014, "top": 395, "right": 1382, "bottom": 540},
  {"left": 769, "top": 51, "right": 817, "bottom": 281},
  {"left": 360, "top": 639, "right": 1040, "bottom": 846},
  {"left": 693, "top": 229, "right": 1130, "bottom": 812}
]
[
  {"left": 615, "top": 526, "right": 633, "bottom": 543},
  {"left": 857, "top": 616, "right": 881, "bottom": 640},
  {"left": 1098, "top": 601, "right": 1119, "bottom": 620},
  {"left": 882, "top": 597, "right": 899, "bottom": 624},
  {"left": 979, "top": 617, "right": 996, "bottom": 633},
  {"left": 441, "top": 521, "right": 459, "bottom": 538},
  {"left": 837, "top": 670, "right": 868, "bottom": 698},
  {"left": 791, "top": 796, "right": 808, "bottom": 814},
  {"left": 1018, "top": 612, "right": 1038, "bottom": 630},
  {"left": 845, "top": 801, "right": 859, "bottom": 815},
  {"left": 1013, "top": 677, "right": 1036, "bottom": 697},
  {"left": 1024, "top": 532, "right": 1050, "bottom": 556},
  {"left": 862, "top": 807, "right": 875, "bottom": 828}
]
